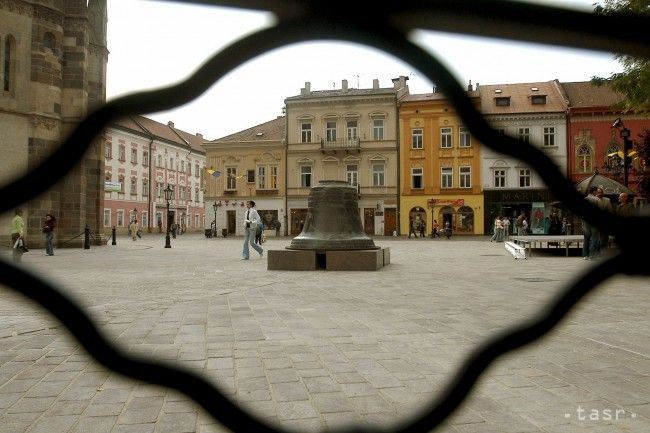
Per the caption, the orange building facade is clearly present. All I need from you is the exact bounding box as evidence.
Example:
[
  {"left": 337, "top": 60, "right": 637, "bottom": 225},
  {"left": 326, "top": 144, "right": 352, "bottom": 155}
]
[{"left": 398, "top": 91, "right": 484, "bottom": 236}]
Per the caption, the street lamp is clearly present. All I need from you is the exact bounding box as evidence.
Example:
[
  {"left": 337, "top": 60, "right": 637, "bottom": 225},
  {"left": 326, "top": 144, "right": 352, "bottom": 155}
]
[
  {"left": 164, "top": 185, "right": 173, "bottom": 248},
  {"left": 612, "top": 117, "right": 632, "bottom": 187},
  {"left": 212, "top": 201, "right": 218, "bottom": 237}
]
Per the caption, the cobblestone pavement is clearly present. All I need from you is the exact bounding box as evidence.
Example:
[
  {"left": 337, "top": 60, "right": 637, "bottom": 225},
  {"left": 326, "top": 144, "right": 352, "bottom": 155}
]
[{"left": 0, "top": 233, "right": 648, "bottom": 433}]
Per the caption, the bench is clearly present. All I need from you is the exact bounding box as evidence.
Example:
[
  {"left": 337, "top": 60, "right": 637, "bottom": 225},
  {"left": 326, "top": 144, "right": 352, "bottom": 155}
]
[{"left": 505, "top": 241, "right": 527, "bottom": 259}]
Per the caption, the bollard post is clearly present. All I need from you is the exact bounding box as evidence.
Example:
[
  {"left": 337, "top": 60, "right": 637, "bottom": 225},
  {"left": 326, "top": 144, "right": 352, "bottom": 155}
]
[
  {"left": 84, "top": 225, "right": 90, "bottom": 249},
  {"left": 112, "top": 226, "right": 116, "bottom": 245}
]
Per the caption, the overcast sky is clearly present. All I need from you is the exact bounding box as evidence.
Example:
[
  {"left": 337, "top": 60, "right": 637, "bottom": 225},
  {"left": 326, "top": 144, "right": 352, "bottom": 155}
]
[{"left": 106, "top": 0, "right": 622, "bottom": 141}]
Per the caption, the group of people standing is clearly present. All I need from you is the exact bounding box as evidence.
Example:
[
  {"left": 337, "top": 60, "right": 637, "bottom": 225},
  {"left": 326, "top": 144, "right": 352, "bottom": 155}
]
[
  {"left": 9, "top": 209, "right": 56, "bottom": 263},
  {"left": 489, "top": 215, "right": 511, "bottom": 242},
  {"left": 582, "top": 186, "right": 634, "bottom": 260}
]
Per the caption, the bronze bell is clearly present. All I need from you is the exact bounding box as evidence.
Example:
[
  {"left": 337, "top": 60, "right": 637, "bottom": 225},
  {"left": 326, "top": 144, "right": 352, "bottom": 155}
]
[{"left": 288, "top": 180, "right": 378, "bottom": 251}]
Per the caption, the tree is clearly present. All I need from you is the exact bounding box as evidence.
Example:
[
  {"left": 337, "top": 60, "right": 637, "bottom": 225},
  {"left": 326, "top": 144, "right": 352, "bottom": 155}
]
[{"left": 591, "top": 0, "right": 650, "bottom": 114}]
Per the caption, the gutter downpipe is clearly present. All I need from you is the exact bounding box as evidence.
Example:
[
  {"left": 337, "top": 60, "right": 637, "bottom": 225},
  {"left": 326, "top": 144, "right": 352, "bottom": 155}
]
[
  {"left": 284, "top": 109, "right": 289, "bottom": 236},
  {"left": 395, "top": 94, "right": 401, "bottom": 236}
]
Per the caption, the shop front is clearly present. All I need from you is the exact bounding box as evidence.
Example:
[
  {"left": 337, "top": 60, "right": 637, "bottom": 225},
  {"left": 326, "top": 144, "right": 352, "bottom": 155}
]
[
  {"left": 483, "top": 189, "right": 560, "bottom": 235},
  {"left": 400, "top": 195, "right": 485, "bottom": 236}
]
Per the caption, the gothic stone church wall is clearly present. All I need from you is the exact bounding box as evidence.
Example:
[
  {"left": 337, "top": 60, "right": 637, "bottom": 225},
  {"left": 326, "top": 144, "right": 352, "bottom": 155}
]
[{"left": 0, "top": 0, "right": 107, "bottom": 248}]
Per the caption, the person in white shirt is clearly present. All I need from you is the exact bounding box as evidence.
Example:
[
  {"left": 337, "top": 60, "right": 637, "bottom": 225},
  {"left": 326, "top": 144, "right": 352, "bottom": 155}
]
[{"left": 242, "top": 200, "right": 263, "bottom": 260}]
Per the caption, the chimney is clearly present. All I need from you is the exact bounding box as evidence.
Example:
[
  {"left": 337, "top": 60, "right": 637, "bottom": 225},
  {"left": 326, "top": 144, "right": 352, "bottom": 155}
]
[
  {"left": 301, "top": 82, "right": 311, "bottom": 96},
  {"left": 167, "top": 121, "right": 174, "bottom": 128},
  {"left": 475, "top": 82, "right": 479, "bottom": 90},
  {"left": 467, "top": 80, "right": 473, "bottom": 92},
  {"left": 342, "top": 79, "right": 348, "bottom": 91},
  {"left": 196, "top": 133, "right": 203, "bottom": 139},
  {"left": 391, "top": 75, "right": 410, "bottom": 99},
  {"left": 373, "top": 79, "right": 379, "bottom": 90}
]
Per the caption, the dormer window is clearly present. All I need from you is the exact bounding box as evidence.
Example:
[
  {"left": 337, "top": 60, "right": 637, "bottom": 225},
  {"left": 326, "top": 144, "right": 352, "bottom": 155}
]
[
  {"left": 495, "top": 97, "right": 511, "bottom": 106},
  {"left": 531, "top": 95, "right": 547, "bottom": 105}
]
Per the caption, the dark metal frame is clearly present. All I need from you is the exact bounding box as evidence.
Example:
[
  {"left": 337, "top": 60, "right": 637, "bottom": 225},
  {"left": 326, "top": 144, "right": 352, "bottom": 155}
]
[{"left": 1, "top": 1, "right": 649, "bottom": 432}]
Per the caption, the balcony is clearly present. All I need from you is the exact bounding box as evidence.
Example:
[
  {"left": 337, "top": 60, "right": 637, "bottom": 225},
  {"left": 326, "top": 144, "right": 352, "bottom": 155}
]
[{"left": 320, "top": 137, "right": 360, "bottom": 153}]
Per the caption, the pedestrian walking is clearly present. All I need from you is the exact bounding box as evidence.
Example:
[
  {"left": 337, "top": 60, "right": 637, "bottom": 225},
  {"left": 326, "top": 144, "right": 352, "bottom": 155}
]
[
  {"left": 502, "top": 217, "right": 510, "bottom": 240},
  {"left": 444, "top": 221, "right": 452, "bottom": 239},
  {"left": 490, "top": 216, "right": 504, "bottom": 242},
  {"left": 419, "top": 219, "right": 426, "bottom": 238},
  {"left": 129, "top": 219, "right": 139, "bottom": 241},
  {"left": 431, "top": 220, "right": 440, "bottom": 238},
  {"left": 582, "top": 186, "right": 600, "bottom": 260},
  {"left": 408, "top": 217, "right": 419, "bottom": 238},
  {"left": 43, "top": 213, "right": 56, "bottom": 256},
  {"left": 617, "top": 192, "right": 635, "bottom": 217},
  {"left": 10, "top": 208, "right": 26, "bottom": 263},
  {"left": 242, "top": 200, "right": 263, "bottom": 260}
]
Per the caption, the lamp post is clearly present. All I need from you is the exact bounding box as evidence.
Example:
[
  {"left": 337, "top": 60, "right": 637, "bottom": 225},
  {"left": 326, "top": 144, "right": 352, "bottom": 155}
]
[
  {"left": 612, "top": 117, "right": 632, "bottom": 187},
  {"left": 212, "top": 201, "right": 218, "bottom": 237},
  {"left": 164, "top": 185, "right": 173, "bottom": 248}
]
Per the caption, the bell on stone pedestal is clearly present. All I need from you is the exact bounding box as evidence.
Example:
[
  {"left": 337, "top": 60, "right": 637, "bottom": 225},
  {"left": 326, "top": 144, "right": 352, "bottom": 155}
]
[{"left": 288, "top": 180, "right": 378, "bottom": 251}]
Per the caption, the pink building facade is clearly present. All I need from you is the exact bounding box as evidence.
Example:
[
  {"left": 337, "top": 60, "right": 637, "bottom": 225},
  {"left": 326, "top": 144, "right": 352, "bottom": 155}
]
[{"left": 103, "top": 117, "right": 206, "bottom": 234}]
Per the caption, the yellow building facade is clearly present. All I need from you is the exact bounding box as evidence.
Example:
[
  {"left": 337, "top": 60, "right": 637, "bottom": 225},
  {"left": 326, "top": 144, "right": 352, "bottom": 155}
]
[{"left": 399, "top": 92, "right": 484, "bottom": 236}]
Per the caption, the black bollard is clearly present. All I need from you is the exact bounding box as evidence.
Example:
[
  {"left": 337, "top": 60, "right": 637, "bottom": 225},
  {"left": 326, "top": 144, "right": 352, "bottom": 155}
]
[
  {"left": 112, "top": 226, "right": 116, "bottom": 245},
  {"left": 84, "top": 225, "right": 90, "bottom": 249}
]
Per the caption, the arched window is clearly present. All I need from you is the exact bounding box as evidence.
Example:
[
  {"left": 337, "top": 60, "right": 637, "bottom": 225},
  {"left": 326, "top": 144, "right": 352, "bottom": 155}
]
[
  {"left": 4, "top": 35, "right": 16, "bottom": 92},
  {"left": 604, "top": 144, "right": 621, "bottom": 170},
  {"left": 456, "top": 206, "right": 475, "bottom": 233},
  {"left": 576, "top": 145, "right": 592, "bottom": 174},
  {"left": 43, "top": 32, "right": 56, "bottom": 51}
]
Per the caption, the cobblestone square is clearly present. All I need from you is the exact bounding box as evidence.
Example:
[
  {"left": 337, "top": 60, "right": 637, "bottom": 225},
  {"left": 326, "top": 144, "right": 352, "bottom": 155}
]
[{"left": 1, "top": 234, "right": 648, "bottom": 432}]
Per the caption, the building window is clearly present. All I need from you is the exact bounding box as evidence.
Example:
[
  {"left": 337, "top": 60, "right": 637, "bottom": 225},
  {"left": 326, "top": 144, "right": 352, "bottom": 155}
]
[
  {"left": 195, "top": 188, "right": 200, "bottom": 203},
  {"left": 459, "top": 166, "right": 471, "bottom": 188},
  {"left": 519, "top": 168, "right": 531, "bottom": 187},
  {"left": 179, "top": 186, "right": 185, "bottom": 200},
  {"left": 346, "top": 120, "right": 358, "bottom": 144},
  {"left": 247, "top": 169, "right": 255, "bottom": 183},
  {"left": 372, "top": 163, "right": 385, "bottom": 187},
  {"left": 43, "top": 32, "right": 56, "bottom": 51},
  {"left": 518, "top": 128, "right": 530, "bottom": 144},
  {"left": 373, "top": 119, "right": 384, "bottom": 140},
  {"left": 494, "top": 169, "right": 506, "bottom": 188},
  {"left": 257, "top": 166, "right": 266, "bottom": 189},
  {"left": 440, "top": 127, "right": 452, "bottom": 148},
  {"left": 103, "top": 209, "right": 111, "bottom": 227},
  {"left": 411, "top": 167, "right": 423, "bottom": 189},
  {"left": 301, "top": 123, "right": 312, "bottom": 143},
  {"left": 169, "top": 184, "right": 176, "bottom": 200},
  {"left": 156, "top": 212, "right": 163, "bottom": 227},
  {"left": 157, "top": 154, "right": 163, "bottom": 167},
  {"left": 169, "top": 157, "right": 174, "bottom": 171},
  {"left": 131, "top": 148, "right": 138, "bottom": 164},
  {"left": 441, "top": 167, "right": 453, "bottom": 188},
  {"left": 459, "top": 127, "right": 471, "bottom": 148},
  {"left": 4, "top": 35, "right": 15, "bottom": 92},
  {"left": 495, "top": 96, "right": 510, "bottom": 106},
  {"left": 187, "top": 162, "right": 192, "bottom": 175},
  {"left": 181, "top": 161, "right": 186, "bottom": 173},
  {"left": 142, "top": 178, "right": 149, "bottom": 196},
  {"left": 156, "top": 182, "right": 163, "bottom": 198},
  {"left": 195, "top": 163, "right": 200, "bottom": 177},
  {"left": 326, "top": 121, "right": 337, "bottom": 142},
  {"left": 130, "top": 178, "right": 137, "bottom": 195},
  {"left": 269, "top": 166, "right": 278, "bottom": 189},
  {"left": 346, "top": 164, "right": 358, "bottom": 187},
  {"left": 543, "top": 127, "right": 556, "bottom": 147},
  {"left": 141, "top": 212, "right": 148, "bottom": 228},
  {"left": 118, "top": 145, "right": 126, "bottom": 161},
  {"left": 195, "top": 214, "right": 200, "bottom": 228},
  {"left": 411, "top": 129, "right": 423, "bottom": 149},
  {"left": 143, "top": 151, "right": 149, "bottom": 166},
  {"left": 105, "top": 142, "right": 112, "bottom": 159},
  {"left": 105, "top": 172, "right": 111, "bottom": 182},
  {"left": 577, "top": 145, "right": 592, "bottom": 173},
  {"left": 226, "top": 167, "right": 237, "bottom": 190},
  {"left": 300, "top": 165, "right": 312, "bottom": 188},
  {"left": 531, "top": 95, "right": 547, "bottom": 105},
  {"left": 117, "top": 210, "right": 124, "bottom": 227},
  {"left": 129, "top": 209, "right": 137, "bottom": 223},
  {"left": 118, "top": 175, "right": 125, "bottom": 193}
]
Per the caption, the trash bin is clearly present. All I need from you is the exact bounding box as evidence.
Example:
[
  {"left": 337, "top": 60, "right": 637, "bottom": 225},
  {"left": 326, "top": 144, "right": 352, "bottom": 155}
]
[
  {"left": 204, "top": 229, "right": 212, "bottom": 238},
  {"left": 221, "top": 229, "right": 227, "bottom": 238}
]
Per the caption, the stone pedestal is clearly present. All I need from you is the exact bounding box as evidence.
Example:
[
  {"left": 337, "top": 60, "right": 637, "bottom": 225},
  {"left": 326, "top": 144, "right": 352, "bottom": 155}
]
[{"left": 267, "top": 248, "right": 390, "bottom": 271}]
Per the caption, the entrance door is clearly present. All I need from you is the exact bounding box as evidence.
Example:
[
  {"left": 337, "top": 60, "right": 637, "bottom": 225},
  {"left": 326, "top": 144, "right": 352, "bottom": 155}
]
[
  {"left": 384, "top": 208, "right": 396, "bottom": 235},
  {"left": 227, "top": 210, "right": 236, "bottom": 234},
  {"left": 291, "top": 208, "right": 308, "bottom": 235},
  {"left": 364, "top": 208, "right": 374, "bottom": 235}
]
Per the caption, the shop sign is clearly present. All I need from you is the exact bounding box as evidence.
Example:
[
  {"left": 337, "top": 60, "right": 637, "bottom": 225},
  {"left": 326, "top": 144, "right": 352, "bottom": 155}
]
[{"left": 105, "top": 181, "right": 121, "bottom": 192}]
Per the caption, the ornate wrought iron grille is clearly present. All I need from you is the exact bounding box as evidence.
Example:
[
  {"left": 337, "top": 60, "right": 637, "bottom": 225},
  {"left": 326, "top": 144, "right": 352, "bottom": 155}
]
[{"left": 1, "top": 1, "right": 649, "bottom": 432}]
